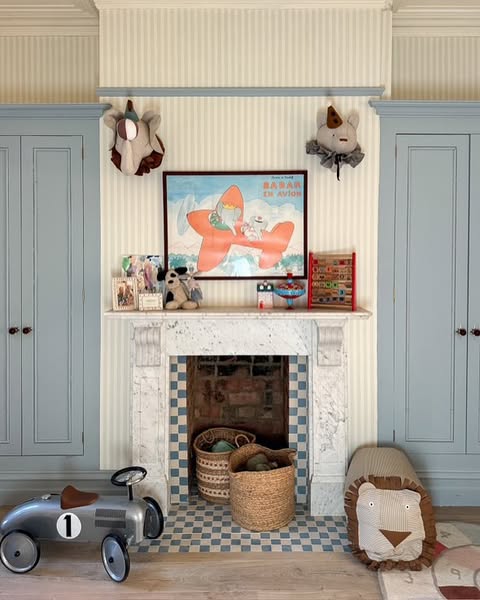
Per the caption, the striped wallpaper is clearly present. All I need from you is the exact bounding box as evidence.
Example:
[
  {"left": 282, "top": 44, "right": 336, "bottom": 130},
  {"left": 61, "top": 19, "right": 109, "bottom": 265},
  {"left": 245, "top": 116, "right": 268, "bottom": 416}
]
[
  {"left": 392, "top": 36, "right": 480, "bottom": 100},
  {"left": 100, "top": 94, "right": 380, "bottom": 467},
  {"left": 97, "top": 6, "right": 391, "bottom": 468},
  {"left": 99, "top": 8, "right": 390, "bottom": 87},
  {"left": 0, "top": 36, "right": 98, "bottom": 103}
]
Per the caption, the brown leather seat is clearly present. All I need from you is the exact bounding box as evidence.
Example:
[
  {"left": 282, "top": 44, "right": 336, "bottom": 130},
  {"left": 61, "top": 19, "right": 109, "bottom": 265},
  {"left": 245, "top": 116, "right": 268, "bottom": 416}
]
[{"left": 60, "top": 485, "right": 99, "bottom": 510}]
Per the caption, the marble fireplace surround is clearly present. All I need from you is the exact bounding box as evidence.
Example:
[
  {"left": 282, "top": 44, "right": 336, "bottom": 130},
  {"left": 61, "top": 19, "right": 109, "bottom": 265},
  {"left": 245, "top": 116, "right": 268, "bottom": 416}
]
[{"left": 114, "top": 308, "right": 370, "bottom": 516}]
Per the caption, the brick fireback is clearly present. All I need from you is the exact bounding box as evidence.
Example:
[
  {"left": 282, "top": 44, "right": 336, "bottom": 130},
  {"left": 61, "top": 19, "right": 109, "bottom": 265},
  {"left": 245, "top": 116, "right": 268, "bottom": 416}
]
[{"left": 187, "top": 356, "right": 289, "bottom": 449}]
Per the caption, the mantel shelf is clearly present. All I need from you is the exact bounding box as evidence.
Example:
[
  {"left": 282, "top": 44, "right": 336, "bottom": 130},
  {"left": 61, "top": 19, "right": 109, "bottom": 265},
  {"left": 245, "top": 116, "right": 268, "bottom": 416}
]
[{"left": 104, "top": 306, "right": 371, "bottom": 320}]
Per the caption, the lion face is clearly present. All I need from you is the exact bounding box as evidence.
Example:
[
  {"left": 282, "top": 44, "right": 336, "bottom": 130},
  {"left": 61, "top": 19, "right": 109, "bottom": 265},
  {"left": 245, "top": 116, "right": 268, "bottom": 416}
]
[{"left": 357, "top": 482, "right": 425, "bottom": 562}]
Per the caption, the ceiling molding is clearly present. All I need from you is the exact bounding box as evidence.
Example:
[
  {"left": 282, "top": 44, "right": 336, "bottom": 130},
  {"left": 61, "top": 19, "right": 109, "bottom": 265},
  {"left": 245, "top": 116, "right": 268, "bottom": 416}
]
[
  {"left": 0, "top": 0, "right": 98, "bottom": 35},
  {"left": 0, "top": 25, "right": 99, "bottom": 36},
  {"left": 93, "top": 0, "right": 391, "bottom": 9},
  {"left": 393, "top": 4, "right": 480, "bottom": 36}
]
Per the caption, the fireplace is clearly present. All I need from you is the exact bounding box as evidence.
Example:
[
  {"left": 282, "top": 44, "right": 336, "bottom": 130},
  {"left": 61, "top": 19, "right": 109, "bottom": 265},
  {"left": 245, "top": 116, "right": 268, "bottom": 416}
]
[
  {"left": 171, "top": 354, "right": 308, "bottom": 504},
  {"left": 127, "top": 308, "right": 369, "bottom": 516}
]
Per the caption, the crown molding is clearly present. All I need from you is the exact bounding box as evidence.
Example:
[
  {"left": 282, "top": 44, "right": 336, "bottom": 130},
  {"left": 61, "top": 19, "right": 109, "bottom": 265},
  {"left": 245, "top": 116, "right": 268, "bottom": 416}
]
[
  {"left": 0, "top": 25, "right": 99, "bottom": 36},
  {"left": 0, "top": 104, "right": 110, "bottom": 118},
  {"left": 0, "top": 0, "right": 98, "bottom": 36},
  {"left": 370, "top": 100, "right": 480, "bottom": 117},
  {"left": 93, "top": 0, "right": 391, "bottom": 9},
  {"left": 393, "top": 5, "right": 480, "bottom": 36}
]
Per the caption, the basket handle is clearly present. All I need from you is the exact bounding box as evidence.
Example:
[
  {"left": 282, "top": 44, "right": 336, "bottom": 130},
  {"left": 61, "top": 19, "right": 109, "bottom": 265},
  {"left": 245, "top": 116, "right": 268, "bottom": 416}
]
[
  {"left": 201, "top": 430, "right": 215, "bottom": 445},
  {"left": 234, "top": 433, "right": 250, "bottom": 448}
]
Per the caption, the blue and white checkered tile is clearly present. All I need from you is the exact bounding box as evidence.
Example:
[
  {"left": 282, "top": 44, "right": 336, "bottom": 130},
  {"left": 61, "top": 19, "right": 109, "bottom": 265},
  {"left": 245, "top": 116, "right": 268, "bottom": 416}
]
[
  {"left": 169, "top": 355, "right": 309, "bottom": 505},
  {"left": 132, "top": 495, "right": 350, "bottom": 553},
  {"left": 289, "top": 355, "right": 308, "bottom": 504},
  {"left": 169, "top": 356, "right": 188, "bottom": 505}
]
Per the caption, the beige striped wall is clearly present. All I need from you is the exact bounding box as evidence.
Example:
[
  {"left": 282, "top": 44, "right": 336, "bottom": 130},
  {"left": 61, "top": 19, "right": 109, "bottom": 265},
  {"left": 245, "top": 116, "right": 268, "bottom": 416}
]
[
  {"left": 100, "top": 94, "right": 380, "bottom": 467},
  {"left": 98, "top": 6, "right": 391, "bottom": 468},
  {"left": 99, "top": 8, "right": 390, "bottom": 87},
  {"left": 392, "top": 36, "right": 480, "bottom": 100},
  {"left": 0, "top": 36, "right": 98, "bottom": 103}
]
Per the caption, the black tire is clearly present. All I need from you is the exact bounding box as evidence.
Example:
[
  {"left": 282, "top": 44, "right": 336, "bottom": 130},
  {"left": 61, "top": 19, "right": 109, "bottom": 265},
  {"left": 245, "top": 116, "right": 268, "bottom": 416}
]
[
  {"left": 143, "top": 496, "right": 164, "bottom": 539},
  {"left": 101, "top": 534, "right": 130, "bottom": 583},
  {"left": 0, "top": 530, "right": 40, "bottom": 574}
]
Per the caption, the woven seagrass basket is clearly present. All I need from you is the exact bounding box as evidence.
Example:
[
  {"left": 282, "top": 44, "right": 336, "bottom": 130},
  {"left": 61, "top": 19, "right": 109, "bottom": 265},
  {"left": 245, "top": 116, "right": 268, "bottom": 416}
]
[
  {"left": 228, "top": 443, "right": 297, "bottom": 531},
  {"left": 193, "top": 427, "right": 256, "bottom": 504}
]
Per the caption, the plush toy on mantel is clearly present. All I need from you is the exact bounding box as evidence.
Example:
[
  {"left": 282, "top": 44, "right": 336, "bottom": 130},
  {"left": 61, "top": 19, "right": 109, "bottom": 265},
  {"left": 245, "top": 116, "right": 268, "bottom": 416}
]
[
  {"left": 157, "top": 267, "right": 199, "bottom": 310},
  {"left": 306, "top": 105, "right": 364, "bottom": 180},
  {"left": 103, "top": 100, "right": 165, "bottom": 176}
]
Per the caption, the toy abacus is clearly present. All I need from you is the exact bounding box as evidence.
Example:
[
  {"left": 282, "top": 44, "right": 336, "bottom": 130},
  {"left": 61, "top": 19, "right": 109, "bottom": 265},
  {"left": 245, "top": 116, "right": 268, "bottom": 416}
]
[{"left": 307, "top": 252, "right": 356, "bottom": 310}]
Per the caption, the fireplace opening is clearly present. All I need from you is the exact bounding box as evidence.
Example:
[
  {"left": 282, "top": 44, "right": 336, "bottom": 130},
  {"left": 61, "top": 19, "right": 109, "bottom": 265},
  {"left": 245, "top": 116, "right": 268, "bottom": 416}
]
[{"left": 187, "top": 355, "right": 289, "bottom": 490}]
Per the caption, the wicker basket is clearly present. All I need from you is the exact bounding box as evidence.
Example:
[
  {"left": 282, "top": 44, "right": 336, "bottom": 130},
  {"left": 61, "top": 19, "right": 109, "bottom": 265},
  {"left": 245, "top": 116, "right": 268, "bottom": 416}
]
[
  {"left": 228, "top": 443, "right": 297, "bottom": 531},
  {"left": 193, "top": 427, "right": 256, "bottom": 504}
]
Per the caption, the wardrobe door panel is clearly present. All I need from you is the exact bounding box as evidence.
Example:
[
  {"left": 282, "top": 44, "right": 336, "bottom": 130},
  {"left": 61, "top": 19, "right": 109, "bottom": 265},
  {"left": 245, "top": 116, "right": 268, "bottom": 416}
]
[
  {"left": 467, "top": 135, "right": 480, "bottom": 454},
  {"left": 0, "top": 137, "right": 21, "bottom": 455},
  {"left": 21, "top": 136, "right": 84, "bottom": 456},
  {"left": 394, "top": 134, "right": 469, "bottom": 454}
]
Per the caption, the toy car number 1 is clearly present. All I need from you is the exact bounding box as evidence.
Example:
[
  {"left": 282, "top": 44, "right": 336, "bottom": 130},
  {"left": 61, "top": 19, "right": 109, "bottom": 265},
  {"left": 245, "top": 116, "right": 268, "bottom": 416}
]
[{"left": 56, "top": 513, "right": 82, "bottom": 539}]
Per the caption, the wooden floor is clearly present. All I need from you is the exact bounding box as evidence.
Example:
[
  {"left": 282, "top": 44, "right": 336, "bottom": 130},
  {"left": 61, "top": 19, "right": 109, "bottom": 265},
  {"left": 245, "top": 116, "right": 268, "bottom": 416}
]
[{"left": 0, "top": 506, "right": 479, "bottom": 600}]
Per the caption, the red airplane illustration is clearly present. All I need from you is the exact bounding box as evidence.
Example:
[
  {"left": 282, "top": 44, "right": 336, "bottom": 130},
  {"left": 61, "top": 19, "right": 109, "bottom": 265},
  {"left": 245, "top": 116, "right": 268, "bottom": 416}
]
[{"left": 187, "top": 185, "right": 295, "bottom": 272}]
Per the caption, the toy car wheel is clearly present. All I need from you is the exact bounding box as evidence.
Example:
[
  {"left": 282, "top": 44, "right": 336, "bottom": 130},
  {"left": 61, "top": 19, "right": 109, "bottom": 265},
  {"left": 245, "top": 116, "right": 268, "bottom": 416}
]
[
  {"left": 0, "top": 530, "right": 40, "bottom": 574},
  {"left": 101, "top": 534, "right": 130, "bottom": 583},
  {"left": 143, "top": 496, "right": 164, "bottom": 539}
]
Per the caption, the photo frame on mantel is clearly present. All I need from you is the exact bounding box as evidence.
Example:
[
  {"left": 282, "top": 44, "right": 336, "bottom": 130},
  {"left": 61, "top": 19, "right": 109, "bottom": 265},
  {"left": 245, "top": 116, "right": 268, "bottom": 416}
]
[{"left": 163, "top": 171, "right": 308, "bottom": 279}]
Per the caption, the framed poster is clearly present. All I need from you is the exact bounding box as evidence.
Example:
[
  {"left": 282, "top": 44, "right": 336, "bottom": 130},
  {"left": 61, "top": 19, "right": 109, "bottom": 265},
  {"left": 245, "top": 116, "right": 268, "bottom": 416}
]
[{"left": 163, "top": 171, "right": 307, "bottom": 279}]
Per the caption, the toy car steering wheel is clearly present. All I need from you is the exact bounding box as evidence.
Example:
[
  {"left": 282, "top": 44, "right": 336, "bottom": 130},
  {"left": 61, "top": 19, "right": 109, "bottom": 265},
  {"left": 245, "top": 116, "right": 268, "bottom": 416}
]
[{"left": 111, "top": 466, "right": 147, "bottom": 488}]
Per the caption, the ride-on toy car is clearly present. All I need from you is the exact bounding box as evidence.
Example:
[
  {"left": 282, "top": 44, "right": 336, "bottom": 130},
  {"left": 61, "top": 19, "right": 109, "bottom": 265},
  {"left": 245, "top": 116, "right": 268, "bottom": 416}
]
[{"left": 0, "top": 466, "right": 163, "bottom": 582}]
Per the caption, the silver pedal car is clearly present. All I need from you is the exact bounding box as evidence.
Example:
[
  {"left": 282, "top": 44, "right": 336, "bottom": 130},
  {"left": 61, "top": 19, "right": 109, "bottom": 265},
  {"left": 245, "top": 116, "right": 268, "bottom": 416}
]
[{"left": 0, "top": 466, "right": 163, "bottom": 582}]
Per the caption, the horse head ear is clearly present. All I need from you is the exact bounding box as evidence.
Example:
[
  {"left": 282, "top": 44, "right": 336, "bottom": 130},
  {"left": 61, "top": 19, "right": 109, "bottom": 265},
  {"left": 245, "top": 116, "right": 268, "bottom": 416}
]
[
  {"left": 347, "top": 112, "right": 360, "bottom": 130},
  {"left": 175, "top": 267, "right": 188, "bottom": 276}
]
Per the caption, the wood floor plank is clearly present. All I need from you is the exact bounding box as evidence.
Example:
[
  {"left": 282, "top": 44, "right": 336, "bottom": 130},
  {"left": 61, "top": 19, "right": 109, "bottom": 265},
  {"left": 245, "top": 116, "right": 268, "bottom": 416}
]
[{"left": 1, "top": 505, "right": 479, "bottom": 599}]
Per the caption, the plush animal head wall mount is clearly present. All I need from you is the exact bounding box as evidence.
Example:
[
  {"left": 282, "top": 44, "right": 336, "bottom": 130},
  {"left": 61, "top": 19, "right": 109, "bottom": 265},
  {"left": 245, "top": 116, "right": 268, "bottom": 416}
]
[
  {"left": 103, "top": 100, "right": 165, "bottom": 176},
  {"left": 306, "top": 105, "right": 364, "bottom": 180}
]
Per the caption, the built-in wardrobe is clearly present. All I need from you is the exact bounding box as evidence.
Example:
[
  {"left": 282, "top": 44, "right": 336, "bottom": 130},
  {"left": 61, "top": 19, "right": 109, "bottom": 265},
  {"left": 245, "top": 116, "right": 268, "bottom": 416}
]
[
  {"left": 372, "top": 101, "right": 480, "bottom": 505},
  {"left": 0, "top": 105, "right": 108, "bottom": 503}
]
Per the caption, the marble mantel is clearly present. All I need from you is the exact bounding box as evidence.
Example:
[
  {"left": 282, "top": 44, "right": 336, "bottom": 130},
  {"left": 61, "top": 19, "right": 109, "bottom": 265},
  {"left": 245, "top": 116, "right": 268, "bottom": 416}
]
[{"left": 105, "top": 308, "right": 370, "bottom": 516}]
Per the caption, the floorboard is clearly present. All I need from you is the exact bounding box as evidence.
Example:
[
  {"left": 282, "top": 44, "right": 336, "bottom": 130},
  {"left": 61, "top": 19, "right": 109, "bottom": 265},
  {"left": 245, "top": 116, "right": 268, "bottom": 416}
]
[{"left": 0, "top": 506, "right": 478, "bottom": 599}]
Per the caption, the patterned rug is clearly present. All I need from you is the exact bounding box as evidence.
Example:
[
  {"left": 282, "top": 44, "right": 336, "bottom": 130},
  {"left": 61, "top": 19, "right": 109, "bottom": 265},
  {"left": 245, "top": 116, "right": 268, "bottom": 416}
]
[{"left": 379, "top": 522, "right": 480, "bottom": 600}]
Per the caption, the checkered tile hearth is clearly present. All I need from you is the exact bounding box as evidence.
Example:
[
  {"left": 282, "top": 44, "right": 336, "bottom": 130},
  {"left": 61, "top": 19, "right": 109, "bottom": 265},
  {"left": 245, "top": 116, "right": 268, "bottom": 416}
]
[{"left": 132, "top": 495, "right": 350, "bottom": 553}]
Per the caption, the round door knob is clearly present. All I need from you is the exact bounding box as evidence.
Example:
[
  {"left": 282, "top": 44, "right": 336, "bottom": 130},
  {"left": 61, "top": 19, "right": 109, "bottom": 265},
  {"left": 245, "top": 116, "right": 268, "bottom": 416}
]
[
  {"left": 8, "top": 327, "right": 19, "bottom": 335},
  {"left": 471, "top": 328, "right": 480, "bottom": 337},
  {"left": 22, "top": 327, "right": 32, "bottom": 335},
  {"left": 456, "top": 328, "right": 467, "bottom": 336}
]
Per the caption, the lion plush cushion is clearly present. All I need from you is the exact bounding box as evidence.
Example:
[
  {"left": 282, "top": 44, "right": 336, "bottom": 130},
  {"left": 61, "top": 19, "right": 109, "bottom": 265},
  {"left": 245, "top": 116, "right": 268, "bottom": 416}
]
[{"left": 344, "top": 448, "right": 436, "bottom": 571}]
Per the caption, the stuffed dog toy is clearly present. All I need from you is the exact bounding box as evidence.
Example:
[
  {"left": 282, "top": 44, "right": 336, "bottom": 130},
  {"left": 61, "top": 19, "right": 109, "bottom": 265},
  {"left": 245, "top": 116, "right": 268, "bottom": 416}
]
[{"left": 157, "top": 267, "right": 198, "bottom": 310}]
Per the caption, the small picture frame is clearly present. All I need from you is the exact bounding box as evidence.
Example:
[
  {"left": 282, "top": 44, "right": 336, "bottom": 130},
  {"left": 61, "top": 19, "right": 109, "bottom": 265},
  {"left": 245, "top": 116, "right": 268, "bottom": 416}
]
[
  {"left": 112, "top": 277, "right": 138, "bottom": 311},
  {"left": 138, "top": 292, "right": 163, "bottom": 311}
]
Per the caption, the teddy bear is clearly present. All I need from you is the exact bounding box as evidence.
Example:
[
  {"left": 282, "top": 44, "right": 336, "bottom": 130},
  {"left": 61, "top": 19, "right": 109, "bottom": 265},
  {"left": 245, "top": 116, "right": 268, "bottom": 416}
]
[
  {"left": 157, "top": 267, "right": 199, "bottom": 310},
  {"left": 306, "top": 105, "right": 364, "bottom": 180}
]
